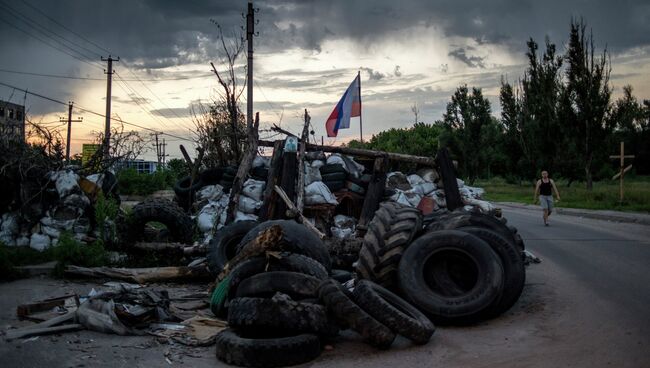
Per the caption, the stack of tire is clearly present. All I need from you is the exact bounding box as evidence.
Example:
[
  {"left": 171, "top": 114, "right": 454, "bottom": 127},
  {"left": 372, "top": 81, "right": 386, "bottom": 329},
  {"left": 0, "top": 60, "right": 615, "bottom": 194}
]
[
  {"left": 212, "top": 220, "right": 333, "bottom": 367},
  {"left": 319, "top": 163, "right": 347, "bottom": 193},
  {"left": 173, "top": 166, "right": 239, "bottom": 209},
  {"left": 210, "top": 219, "right": 436, "bottom": 367},
  {"left": 355, "top": 202, "right": 526, "bottom": 324}
]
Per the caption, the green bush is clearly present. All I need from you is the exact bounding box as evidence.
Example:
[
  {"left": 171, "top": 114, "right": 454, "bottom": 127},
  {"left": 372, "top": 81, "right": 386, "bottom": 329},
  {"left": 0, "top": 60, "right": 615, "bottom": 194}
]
[
  {"left": 0, "top": 242, "right": 55, "bottom": 281},
  {"left": 51, "top": 233, "right": 110, "bottom": 277},
  {"left": 117, "top": 168, "right": 175, "bottom": 196}
]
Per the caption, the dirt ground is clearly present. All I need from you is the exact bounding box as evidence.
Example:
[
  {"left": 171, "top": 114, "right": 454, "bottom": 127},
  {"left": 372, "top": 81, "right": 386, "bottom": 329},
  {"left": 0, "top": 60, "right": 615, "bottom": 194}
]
[{"left": 1, "top": 208, "right": 649, "bottom": 367}]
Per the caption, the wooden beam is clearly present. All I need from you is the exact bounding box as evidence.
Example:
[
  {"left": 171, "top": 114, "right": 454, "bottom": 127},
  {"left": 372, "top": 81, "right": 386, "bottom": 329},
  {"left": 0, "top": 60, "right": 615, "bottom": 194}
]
[
  {"left": 258, "top": 140, "right": 284, "bottom": 221},
  {"left": 296, "top": 110, "right": 311, "bottom": 212},
  {"left": 258, "top": 139, "right": 436, "bottom": 166},
  {"left": 273, "top": 185, "right": 325, "bottom": 239},
  {"left": 276, "top": 147, "right": 298, "bottom": 219},
  {"left": 358, "top": 156, "right": 388, "bottom": 230},
  {"left": 436, "top": 147, "right": 463, "bottom": 211},
  {"left": 226, "top": 112, "right": 260, "bottom": 224}
]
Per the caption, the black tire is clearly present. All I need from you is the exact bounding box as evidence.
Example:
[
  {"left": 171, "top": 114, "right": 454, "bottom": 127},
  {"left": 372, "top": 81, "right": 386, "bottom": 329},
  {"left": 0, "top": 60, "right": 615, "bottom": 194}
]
[
  {"left": 235, "top": 271, "right": 321, "bottom": 300},
  {"left": 237, "top": 220, "right": 332, "bottom": 271},
  {"left": 427, "top": 211, "right": 523, "bottom": 250},
  {"left": 228, "top": 297, "right": 330, "bottom": 335},
  {"left": 330, "top": 269, "right": 353, "bottom": 283},
  {"left": 228, "top": 252, "right": 329, "bottom": 297},
  {"left": 215, "top": 329, "right": 320, "bottom": 368},
  {"left": 457, "top": 227, "right": 526, "bottom": 319},
  {"left": 124, "top": 199, "right": 194, "bottom": 245},
  {"left": 323, "top": 181, "right": 345, "bottom": 192},
  {"left": 200, "top": 168, "right": 224, "bottom": 185},
  {"left": 355, "top": 202, "right": 423, "bottom": 289},
  {"left": 207, "top": 220, "right": 259, "bottom": 276},
  {"left": 398, "top": 230, "right": 504, "bottom": 321},
  {"left": 173, "top": 175, "right": 203, "bottom": 200},
  {"left": 319, "top": 164, "right": 346, "bottom": 175},
  {"left": 353, "top": 280, "right": 435, "bottom": 345},
  {"left": 321, "top": 171, "right": 347, "bottom": 182},
  {"left": 318, "top": 279, "right": 396, "bottom": 349}
]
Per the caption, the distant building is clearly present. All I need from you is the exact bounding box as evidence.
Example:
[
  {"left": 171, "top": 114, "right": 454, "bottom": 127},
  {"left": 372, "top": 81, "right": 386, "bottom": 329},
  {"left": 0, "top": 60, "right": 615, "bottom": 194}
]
[
  {"left": 0, "top": 100, "right": 25, "bottom": 141},
  {"left": 119, "top": 159, "right": 160, "bottom": 174}
]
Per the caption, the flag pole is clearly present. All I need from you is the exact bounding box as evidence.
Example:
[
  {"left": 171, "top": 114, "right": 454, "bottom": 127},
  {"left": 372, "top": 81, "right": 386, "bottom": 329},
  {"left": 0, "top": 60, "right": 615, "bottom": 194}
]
[{"left": 358, "top": 70, "right": 363, "bottom": 143}]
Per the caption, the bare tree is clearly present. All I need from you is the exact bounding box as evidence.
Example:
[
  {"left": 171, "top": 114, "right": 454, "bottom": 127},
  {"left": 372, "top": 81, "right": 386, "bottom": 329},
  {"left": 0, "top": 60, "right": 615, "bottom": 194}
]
[
  {"left": 90, "top": 123, "right": 151, "bottom": 171},
  {"left": 194, "top": 23, "right": 247, "bottom": 166}
]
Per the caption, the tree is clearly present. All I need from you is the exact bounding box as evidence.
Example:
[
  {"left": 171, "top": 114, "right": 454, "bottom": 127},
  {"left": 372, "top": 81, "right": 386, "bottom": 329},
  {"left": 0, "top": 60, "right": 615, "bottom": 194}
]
[
  {"left": 440, "top": 85, "right": 492, "bottom": 184},
  {"left": 610, "top": 85, "right": 650, "bottom": 174},
  {"left": 194, "top": 24, "right": 248, "bottom": 167},
  {"left": 564, "top": 19, "right": 612, "bottom": 190}
]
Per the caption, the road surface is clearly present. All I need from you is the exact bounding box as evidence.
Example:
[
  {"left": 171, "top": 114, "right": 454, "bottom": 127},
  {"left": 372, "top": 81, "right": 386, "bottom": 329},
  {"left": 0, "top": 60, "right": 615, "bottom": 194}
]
[{"left": 1, "top": 207, "right": 649, "bottom": 367}]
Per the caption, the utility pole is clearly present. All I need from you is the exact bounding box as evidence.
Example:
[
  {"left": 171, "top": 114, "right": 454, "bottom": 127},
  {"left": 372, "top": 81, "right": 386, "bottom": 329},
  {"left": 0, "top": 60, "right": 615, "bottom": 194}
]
[
  {"left": 162, "top": 138, "right": 167, "bottom": 165},
  {"left": 152, "top": 132, "right": 161, "bottom": 167},
  {"left": 246, "top": 1, "right": 255, "bottom": 129},
  {"left": 101, "top": 55, "right": 119, "bottom": 159},
  {"left": 60, "top": 101, "right": 82, "bottom": 162}
]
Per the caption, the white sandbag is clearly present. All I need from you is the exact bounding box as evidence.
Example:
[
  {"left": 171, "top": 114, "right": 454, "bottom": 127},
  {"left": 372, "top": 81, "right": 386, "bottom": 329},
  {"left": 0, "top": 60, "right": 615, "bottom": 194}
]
[
  {"left": 242, "top": 179, "right": 265, "bottom": 201},
  {"left": 417, "top": 168, "right": 439, "bottom": 183},
  {"left": 311, "top": 160, "right": 325, "bottom": 169},
  {"left": 1, "top": 212, "right": 19, "bottom": 235},
  {"left": 410, "top": 182, "right": 436, "bottom": 196},
  {"left": 456, "top": 178, "right": 465, "bottom": 188},
  {"left": 63, "top": 193, "right": 91, "bottom": 209},
  {"left": 464, "top": 185, "right": 485, "bottom": 199},
  {"left": 235, "top": 212, "right": 258, "bottom": 222},
  {"left": 30, "top": 233, "right": 51, "bottom": 252},
  {"left": 0, "top": 231, "right": 16, "bottom": 247},
  {"left": 304, "top": 182, "right": 338, "bottom": 205},
  {"left": 252, "top": 155, "right": 269, "bottom": 168},
  {"left": 386, "top": 172, "right": 411, "bottom": 191},
  {"left": 429, "top": 189, "right": 447, "bottom": 208},
  {"left": 41, "top": 225, "right": 61, "bottom": 239},
  {"left": 407, "top": 174, "right": 425, "bottom": 186},
  {"left": 40, "top": 216, "right": 75, "bottom": 231},
  {"left": 197, "top": 185, "right": 224, "bottom": 202},
  {"left": 50, "top": 170, "right": 80, "bottom": 198},
  {"left": 326, "top": 154, "right": 346, "bottom": 166},
  {"left": 390, "top": 190, "right": 417, "bottom": 207},
  {"left": 331, "top": 227, "right": 355, "bottom": 240},
  {"left": 304, "top": 163, "right": 322, "bottom": 186},
  {"left": 197, "top": 203, "right": 221, "bottom": 233},
  {"left": 333, "top": 214, "right": 356, "bottom": 229},
  {"left": 85, "top": 173, "right": 103, "bottom": 185},
  {"left": 465, "top": 198, "right": 495, "bottom": 213},
  {"left": 239, "top": 195, "right": 262, "bottom": 214},
  {"left": 15, "top": 236, "right": 30, "bottom": 247}
]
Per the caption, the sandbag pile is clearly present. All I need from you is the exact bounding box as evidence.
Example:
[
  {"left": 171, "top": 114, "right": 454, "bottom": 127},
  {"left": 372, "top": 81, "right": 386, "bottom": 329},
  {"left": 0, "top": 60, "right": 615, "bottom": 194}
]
[
  {"left": 0, "top": 170, "right": 98, "bottom": 251},
  {"left": 208, "top": 220, "right": 435, "bottom": 368}
]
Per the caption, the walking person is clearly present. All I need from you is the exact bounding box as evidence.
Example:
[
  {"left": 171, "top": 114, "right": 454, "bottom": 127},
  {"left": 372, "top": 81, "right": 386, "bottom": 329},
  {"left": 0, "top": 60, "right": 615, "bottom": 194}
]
[{"left": 534, "top": 170, "right": 561, "bottom": 226}]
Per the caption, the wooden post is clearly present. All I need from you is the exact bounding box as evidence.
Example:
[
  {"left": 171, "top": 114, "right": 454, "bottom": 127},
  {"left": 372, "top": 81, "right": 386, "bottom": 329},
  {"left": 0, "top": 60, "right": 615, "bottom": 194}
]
[
  {"left": 226, "top": 112, "right": 260, "bottom": 224},
  {"left": 436, "top": 147, "right": 463, "bottom": 211},
  {"left": 358, "top": 156, "right": 389, "bottom": 230},
  {"left": 609, "top": 141, "right": 635, "bottom": 203},
  {"left": 276, "top": 144, "right": 298, "bottom": 219},
  {"left": 296, "top": 109, "right": 311, "bottom": 212},
  {"left": 259, "top": 140, "right": 284, "bottom": 221}
]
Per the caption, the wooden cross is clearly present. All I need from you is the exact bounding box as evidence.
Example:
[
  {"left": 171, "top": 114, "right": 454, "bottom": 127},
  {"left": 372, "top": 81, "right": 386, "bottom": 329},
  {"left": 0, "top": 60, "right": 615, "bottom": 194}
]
[{"left": 609, "top": 141, "right": 634, "bottom": 203}]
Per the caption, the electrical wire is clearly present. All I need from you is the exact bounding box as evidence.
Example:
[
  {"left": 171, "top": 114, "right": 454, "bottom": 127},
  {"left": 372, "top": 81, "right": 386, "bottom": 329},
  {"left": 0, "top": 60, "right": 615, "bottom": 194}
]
[
  {"left": 0, "top": 68, "right": 213, "bottom": 81},
  {"left": 0, "top": 80, "right": 194, "bottom": 142}
]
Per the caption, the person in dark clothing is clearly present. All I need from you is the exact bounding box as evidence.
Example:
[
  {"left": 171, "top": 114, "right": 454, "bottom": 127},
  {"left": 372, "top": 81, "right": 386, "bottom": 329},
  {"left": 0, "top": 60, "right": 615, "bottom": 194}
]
[{"left": 534, "top": 170, "right": 561, "bottom": 226}]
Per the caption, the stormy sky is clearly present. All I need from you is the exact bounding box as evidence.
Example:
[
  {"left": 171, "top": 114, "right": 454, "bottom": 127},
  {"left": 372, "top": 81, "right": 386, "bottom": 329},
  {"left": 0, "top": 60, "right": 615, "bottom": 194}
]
[{"left": 1, "top": 0, "right": 649, "bottom": 159}]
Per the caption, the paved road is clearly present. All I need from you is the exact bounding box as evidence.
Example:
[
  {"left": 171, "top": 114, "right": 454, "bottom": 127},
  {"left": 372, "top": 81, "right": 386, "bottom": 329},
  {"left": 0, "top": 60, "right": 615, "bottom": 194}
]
[{"left": 1, "top": 208, "right": 649, "bottom": 367}]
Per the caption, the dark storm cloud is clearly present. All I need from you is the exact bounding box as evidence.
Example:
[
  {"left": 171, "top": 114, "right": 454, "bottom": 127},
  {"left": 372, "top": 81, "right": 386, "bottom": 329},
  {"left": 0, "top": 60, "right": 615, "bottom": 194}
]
[
  {"left": 448, "top": 47, "right": 486, "bottom": 68},
  {"left": 2, "top": 0, "right": 647, "bottom": 73}
]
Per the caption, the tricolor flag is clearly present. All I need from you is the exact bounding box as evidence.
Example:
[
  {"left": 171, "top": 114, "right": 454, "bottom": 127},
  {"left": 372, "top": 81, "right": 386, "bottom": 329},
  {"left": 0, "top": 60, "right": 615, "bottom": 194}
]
[{"left": 325, "top": 73, "right": 362, "bottom": 137}]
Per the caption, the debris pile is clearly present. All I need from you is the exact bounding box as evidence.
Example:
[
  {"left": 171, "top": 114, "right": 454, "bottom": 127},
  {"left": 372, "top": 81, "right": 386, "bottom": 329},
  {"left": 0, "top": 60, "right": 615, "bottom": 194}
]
[
  {"left": 0, "top": 169, "right": 111, "bottom": 251},
  {"left": 210, "top": 220, "right": 435, "bottom": 367}
]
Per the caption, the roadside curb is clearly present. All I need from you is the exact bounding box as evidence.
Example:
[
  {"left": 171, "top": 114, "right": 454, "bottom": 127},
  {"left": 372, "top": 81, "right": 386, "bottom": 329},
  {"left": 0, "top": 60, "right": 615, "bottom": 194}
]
[{"left": 496, "top": 202, "right": 650, "bottom": 226}]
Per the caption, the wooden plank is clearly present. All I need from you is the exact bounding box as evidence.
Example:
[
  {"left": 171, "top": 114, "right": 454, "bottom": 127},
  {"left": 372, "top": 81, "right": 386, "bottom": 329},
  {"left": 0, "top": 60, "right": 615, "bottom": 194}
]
[
  {"left": 358, "top": 156, "right": 388, "bottom": 230},
  {"left": 258, "top": 139, "right": 436, "bottom": 166},
  {"left": 275, "top": 149, "right": 298, "bottom": 219},
  {"left": 258, "top": 140, "right": 284, "bottom": 221},
  {"left": 226, "top": 112, "right": 260, "bottom": 224},
  {"left": 65, "top": 265, "right": 210, "bottom": 284},
  {"left": 273, "top": 185, "right": 325, "bottom": 239},
  {"left": 436, "top": 147, "right": 463, "bottom": 211},
  {"left": 5, "top": 324, "right": 83, "bottom": 341}
]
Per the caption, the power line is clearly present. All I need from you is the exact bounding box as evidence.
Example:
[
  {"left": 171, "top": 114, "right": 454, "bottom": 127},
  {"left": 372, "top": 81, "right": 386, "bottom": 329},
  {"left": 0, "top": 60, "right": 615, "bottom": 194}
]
[
  {"left": 0, "top": 68, "right": 213, "bottom": 81},
  {"left": 0, "top": 80, "right": 194, "bottom": 142}
]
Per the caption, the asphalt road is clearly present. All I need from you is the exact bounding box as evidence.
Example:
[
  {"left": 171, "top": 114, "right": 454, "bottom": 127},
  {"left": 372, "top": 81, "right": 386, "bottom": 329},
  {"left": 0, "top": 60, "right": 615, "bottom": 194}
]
[{"left": 1, "top": 207, "right": 649, "bottom": 367}]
